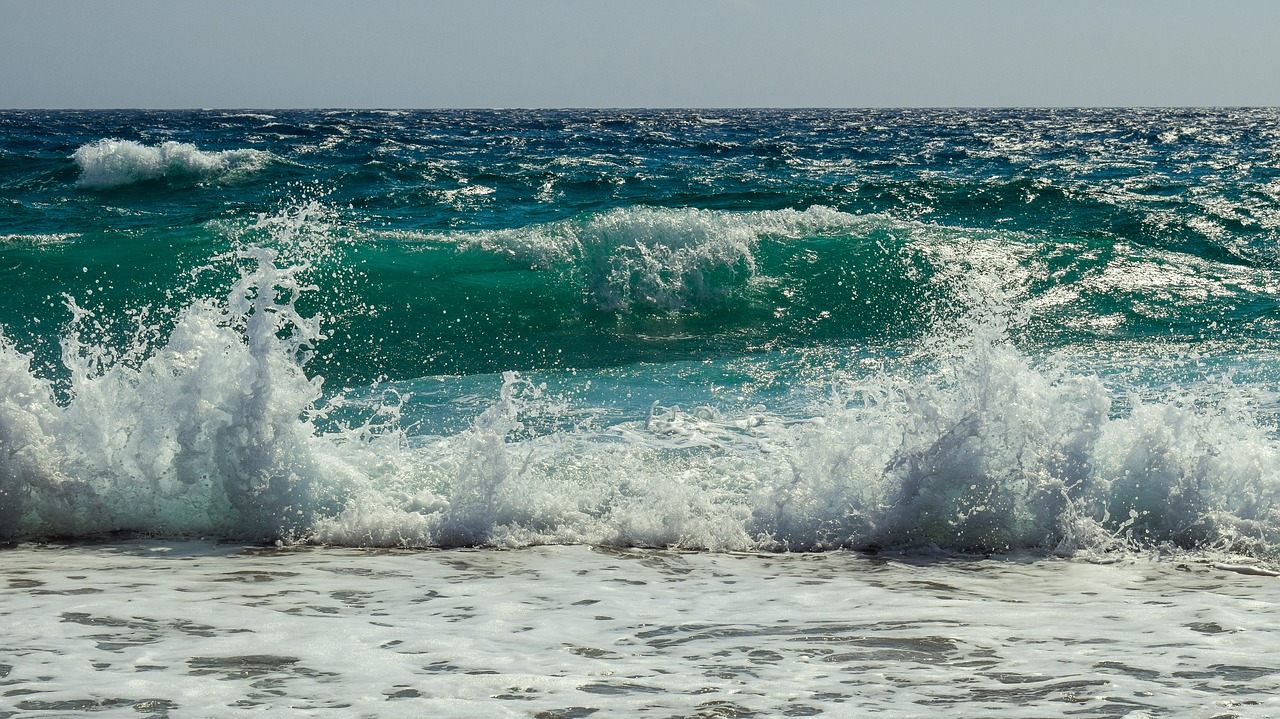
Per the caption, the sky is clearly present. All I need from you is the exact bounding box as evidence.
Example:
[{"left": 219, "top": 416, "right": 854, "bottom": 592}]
[{"left": 2, "top": 0, "right": 1279, "bottom": 109}]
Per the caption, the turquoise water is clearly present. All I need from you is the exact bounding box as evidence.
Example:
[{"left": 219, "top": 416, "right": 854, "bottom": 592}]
[{"left": 3, "top": 109, "right": 1280, "bottom": 558}]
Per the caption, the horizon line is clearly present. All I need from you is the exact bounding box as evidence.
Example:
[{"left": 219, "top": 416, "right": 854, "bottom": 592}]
[{"left": 3, "top": 105, "right": 1277, "bottom": 112}]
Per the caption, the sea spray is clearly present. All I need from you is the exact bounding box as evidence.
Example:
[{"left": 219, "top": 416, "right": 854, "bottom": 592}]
[
  {"left": 315, "top": 313, "right": 1280, "bottom": 556},
  {"left": 0, "top": 334, "right": 62, "bottom": 533},
  {"left": 4, "top": 226, "right": 1279, "bottom": 558},
  {"left": 0, "top": 246, "right": 352, "bottom": 540}
]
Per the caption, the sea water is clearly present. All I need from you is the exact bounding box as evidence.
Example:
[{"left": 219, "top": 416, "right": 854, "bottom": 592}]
[{"left": 2, "top": 109, "right": 1280, "bottom": 716}]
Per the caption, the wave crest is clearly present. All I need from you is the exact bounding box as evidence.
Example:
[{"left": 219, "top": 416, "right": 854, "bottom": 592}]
[
  {"left": 73, "top": 139, "right": 269, "bottom": 189},
  {"left": 450, "top": 205, "right": 869, "bottom": 312}
]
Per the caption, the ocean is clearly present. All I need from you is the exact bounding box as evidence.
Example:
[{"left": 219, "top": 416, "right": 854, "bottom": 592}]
[{"left": 2, "top": 108, "right": 1279, "bottom": 716}]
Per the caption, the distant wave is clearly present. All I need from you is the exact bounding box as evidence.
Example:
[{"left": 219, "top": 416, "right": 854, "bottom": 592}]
[
  {"left": 72, "top": 138, "right": 270, "bottom": 189},
  {"left": 0, "top": 233, "right": 79, "bottom": 246}
]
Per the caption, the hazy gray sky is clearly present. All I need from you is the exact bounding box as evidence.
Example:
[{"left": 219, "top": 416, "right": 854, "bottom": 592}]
[{"left": 2, "top": 0, "right": 1278, "bottom": 108}]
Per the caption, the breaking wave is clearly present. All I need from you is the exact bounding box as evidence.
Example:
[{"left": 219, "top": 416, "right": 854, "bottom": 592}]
[
  {"left": 436, "top": 205, "right": 872, "bottom": 312},
  {"left": 73, "top": 139, "right": 270, "bottom": 189},
  {"left": 3, "top": 230, "right": 1278, "bottom": 561}
]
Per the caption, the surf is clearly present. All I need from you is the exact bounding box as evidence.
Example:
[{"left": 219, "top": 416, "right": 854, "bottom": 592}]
[{"left": 3, "top": 214, "right": 1278, "bottom": 562}]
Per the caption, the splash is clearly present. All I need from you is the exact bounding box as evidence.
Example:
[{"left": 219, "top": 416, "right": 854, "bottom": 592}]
[
  {"left": 316, "top": 316, "right": 1280, "bottom": 559},
  {"left": 3, "top": 217, "right": 1279, "bottom": 560},
  {"left": 0, "top": 245, "right": 348, "bottom": 540},
  {"left": 73, "top": 139, "right": 269, "bottom": 189}
]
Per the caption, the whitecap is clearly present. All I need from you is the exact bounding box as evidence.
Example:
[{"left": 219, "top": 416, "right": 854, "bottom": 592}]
[
  {"left": 435, "top": 205, "right": 875, "bottom": 312},
  {"left": 72, "top": 139, "right": 270, "bottom": 189}
]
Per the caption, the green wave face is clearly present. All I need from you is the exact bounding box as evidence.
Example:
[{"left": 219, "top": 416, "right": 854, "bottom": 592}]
[{"left": 8, "top": 201, "right": 1276, "bottom": 387}]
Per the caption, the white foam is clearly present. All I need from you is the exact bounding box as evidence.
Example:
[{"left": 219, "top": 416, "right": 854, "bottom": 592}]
[
  {"left": 8, "top": 543, "right": 1280, "bottom": 717},
  {"left": 4, "top": 211, "right": 1280, "bottom": 560},
  {"left": 72, "top": 139, "right": 270, "bottom": 189},
  {"left": 0, "top": 245, "right": 360, "bottom": 540},
  {"left": 308, "top": 315, "right": 1280, "bottom": 559},
  {"left": 0, "top": 233, "right": 80, "bottom": 246}
]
